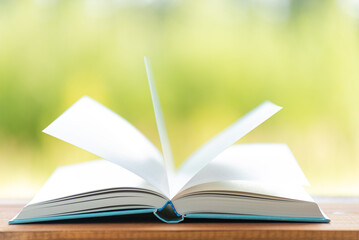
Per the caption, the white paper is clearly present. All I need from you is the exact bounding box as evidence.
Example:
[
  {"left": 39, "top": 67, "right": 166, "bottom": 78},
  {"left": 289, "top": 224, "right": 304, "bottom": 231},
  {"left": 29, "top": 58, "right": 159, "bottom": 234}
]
[
  {"left": 172, "top": 180, "right": 319, "bottom": 217},
  {"left": 43, "top": 96, "right": 169, "bottom": 196},
  {"left": 174, "top": 101, "right": 282, "bottom": 194},
  {"left": 174, "top": 180, "right": 313, "bottom": 203},
  {"left": 144, "top": 57, "right": 175, "bottom": 196},
  {"left": 29, "top": 159, "right": 165, "bottom": 205},
  {"left": 179, "top": 143, "right": 309, "bottom": 191}
]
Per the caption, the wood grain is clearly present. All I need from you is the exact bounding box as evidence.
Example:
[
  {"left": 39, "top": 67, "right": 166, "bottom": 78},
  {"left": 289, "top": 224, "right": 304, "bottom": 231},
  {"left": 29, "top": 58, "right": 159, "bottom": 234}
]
[{"left": 0, "top": 198, "right": 358, "bottom": 240}]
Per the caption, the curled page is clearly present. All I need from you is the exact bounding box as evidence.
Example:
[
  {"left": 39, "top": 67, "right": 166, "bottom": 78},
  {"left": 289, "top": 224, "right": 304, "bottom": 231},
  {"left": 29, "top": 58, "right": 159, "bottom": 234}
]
[
  {"left": 174, "top": 101, "right": 282, "bottom": 194},
  {"left": 178, "top": 143, "right": 309, "bottom": 192},
  {"left": 144, "top": 57, "right": 175, "bottom": 196},
  {"left": 43, "top": 96, "right": 169, "bottom": 197}
]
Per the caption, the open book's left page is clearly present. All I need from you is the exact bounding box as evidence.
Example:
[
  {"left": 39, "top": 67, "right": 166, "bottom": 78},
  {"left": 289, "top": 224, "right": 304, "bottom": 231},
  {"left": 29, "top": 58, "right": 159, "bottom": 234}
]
[
  {"left": 29, "top": 160, "right": 165, "bottom": 205},
  {"left": 12, "top": 160, "right": 168, "bottom": 222},
  {"left": 43, "top": 96, "right": 169, "bottom": 197}
]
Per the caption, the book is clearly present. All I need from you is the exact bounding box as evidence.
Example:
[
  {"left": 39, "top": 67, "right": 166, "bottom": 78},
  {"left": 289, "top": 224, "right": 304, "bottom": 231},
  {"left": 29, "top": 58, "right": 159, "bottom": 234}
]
[{"left": 10, "top": 57, "right": 330, "bottom": 224}]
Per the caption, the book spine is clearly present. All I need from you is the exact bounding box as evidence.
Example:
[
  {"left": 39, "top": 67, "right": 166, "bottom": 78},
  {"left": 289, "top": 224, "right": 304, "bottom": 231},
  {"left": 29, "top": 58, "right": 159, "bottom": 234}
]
[{"left": 153, "top": 201, "right": 184, "bottom": 223}]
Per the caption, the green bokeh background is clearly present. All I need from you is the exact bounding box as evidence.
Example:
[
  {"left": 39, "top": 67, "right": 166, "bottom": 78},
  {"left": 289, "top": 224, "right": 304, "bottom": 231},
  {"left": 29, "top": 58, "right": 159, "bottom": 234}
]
[{"left": 0, "top": 0, "right": 358, "bottom": 197}]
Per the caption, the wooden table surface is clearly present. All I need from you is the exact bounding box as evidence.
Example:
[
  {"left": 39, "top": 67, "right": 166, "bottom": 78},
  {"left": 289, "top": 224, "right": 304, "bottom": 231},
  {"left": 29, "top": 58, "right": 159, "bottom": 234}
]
[{"left": 0, "top": 197, "right": 358, "bottom": 240}]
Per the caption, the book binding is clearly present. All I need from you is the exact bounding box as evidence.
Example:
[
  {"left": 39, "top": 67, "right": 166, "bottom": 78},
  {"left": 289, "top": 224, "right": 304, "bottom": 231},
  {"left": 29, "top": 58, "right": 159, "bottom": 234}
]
[{"left": 153, "top": 201, "right": 184, "bottom": 223}]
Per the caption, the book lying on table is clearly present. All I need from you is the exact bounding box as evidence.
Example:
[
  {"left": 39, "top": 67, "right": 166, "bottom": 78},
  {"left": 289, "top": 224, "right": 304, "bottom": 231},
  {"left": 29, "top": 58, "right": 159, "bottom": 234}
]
[{"left": 10, "top": 57, "right": 330, "bottom": 224}]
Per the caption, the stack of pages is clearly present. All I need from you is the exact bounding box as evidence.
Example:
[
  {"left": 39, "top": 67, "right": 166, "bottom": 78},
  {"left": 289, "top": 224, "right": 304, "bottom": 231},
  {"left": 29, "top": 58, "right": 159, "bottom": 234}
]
[{"left": 10, "top": 58, "right": 329, "bottom": 224}]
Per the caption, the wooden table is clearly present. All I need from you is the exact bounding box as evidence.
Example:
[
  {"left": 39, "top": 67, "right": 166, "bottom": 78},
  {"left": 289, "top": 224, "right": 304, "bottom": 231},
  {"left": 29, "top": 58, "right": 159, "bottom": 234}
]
[{"left": 0, "top": 197, "right": 358, "bottom": 240}]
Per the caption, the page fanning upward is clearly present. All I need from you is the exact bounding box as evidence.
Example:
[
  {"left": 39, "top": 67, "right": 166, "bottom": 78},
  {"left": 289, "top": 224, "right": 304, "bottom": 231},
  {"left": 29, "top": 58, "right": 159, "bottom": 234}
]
[
  {"left": 144, "top": 57, "right": 175, "bottom": 196},
  {"left": 43, "top": 96, "right": 169, "bottom": 197},
  {"left": 174, "top": 101, "right": 282, "bottom": 194}
]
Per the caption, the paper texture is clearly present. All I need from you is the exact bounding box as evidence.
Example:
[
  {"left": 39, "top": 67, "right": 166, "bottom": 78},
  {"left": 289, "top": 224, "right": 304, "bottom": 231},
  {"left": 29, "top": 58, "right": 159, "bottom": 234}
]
[
  {"left": 144, "top": 57, "right": 175, "bottom": 196},
  {"left": 175, "top": 101, "right": 282, "bottom": 194},
  {"left": 29, "top": 160, "right": 165, "bottom": 205},
  {"left": 179, "top": 143, "right": 310, "bottom": 191},
  {"left": 43, "top": 96, "right": 169, "bottom": 196},
  {"left": 175, "top": 179, "right": 312, "bottom": 202}
]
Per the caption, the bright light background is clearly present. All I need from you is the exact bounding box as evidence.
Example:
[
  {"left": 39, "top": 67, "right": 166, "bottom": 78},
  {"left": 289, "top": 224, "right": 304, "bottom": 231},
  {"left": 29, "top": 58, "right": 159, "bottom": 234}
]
[{"left": 0, "top": 0, "right": 358, "bottom": 197}]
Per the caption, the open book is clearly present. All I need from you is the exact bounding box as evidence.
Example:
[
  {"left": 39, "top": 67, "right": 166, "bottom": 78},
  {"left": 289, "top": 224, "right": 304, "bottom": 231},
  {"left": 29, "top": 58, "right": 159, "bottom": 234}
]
[{"left": 10, "top": 58, "right": 329, "bottom": 224}]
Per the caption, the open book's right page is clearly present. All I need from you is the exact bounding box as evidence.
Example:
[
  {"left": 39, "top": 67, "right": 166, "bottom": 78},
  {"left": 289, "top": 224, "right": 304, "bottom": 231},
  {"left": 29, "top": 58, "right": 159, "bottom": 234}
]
[
  {"left": 174, "top": 101, "right": 282, "bottom": 195},
  {"left": 178, "top": 143, "right": 309, "bottom": 192}
]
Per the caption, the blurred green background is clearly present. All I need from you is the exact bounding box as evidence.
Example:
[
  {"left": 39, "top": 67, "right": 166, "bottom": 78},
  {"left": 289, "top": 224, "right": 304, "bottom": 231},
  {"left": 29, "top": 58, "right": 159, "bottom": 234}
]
[{"left": 0, "top": 0, "right": 358, "bottom": 198}]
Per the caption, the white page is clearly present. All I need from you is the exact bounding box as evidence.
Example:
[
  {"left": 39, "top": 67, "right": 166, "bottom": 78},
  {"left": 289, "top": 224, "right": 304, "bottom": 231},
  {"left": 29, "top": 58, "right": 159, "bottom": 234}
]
[
  {"left": 144, "top": 57, "right": 175, "bottom": 196},
  {"left": 172, "top": 180, "right": 321, "bottom": 218},
  {"left": 174, "top": 180, "right": 313, "bottom": 203},
  {"left": 178, "top": 143, "right": 309, "bottom": 191},
  {"left": 43, "top": 96, "right": 169, "bottom": 196},
  {"left": 29, "top": 159, "right": 166, "bottom": 205},
  {"left": 174, "top": 101, "right": 282, "bottom": 194}
]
